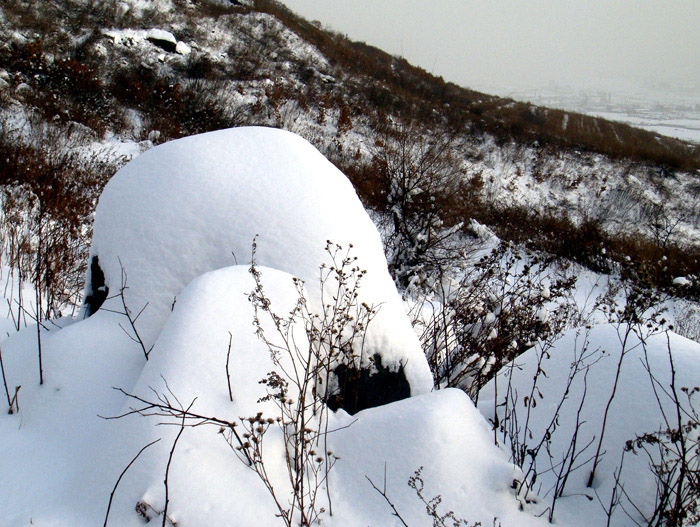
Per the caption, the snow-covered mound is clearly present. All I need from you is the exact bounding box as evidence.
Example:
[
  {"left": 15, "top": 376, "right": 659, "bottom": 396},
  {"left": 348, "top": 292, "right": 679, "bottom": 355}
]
[
  {"left": 0, "top": 311, "right": 145, "bottom": 525},
  {"left": 86, "top": 126, "right": 432, "bottom": 394},
  {"left": 479, "top": 324, "right": 700, "bottom": 527}
]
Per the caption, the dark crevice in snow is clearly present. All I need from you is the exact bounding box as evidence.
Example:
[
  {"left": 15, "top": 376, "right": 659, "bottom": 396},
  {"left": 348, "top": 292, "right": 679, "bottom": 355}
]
[
  {"left": 84, "top": 256, "right": 108, "bottom": 317},
  {"left": 327, "top": 353, "right": 411, "bottom": 415}
]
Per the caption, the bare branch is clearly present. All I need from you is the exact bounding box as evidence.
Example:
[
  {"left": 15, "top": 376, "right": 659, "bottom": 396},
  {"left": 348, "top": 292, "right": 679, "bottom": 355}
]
[{"left": 103, "top": 439, "right": 161, "bottom": 527}]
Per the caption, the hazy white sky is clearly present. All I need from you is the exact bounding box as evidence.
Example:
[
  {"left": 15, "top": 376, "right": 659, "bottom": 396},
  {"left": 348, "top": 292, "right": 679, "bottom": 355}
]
[{"left": 280, "top": 0, "right": 700, "bottom": 92}]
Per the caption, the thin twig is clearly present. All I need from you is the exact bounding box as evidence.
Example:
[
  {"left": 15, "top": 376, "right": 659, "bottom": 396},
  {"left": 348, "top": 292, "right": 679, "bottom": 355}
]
[
  {"left": 162, "top": 402, "right": 192, "bottom": 527},
  {"left": 117, "top": 260, "right": 151, "bottom": 361},
  {"left": 35, "top": 219, "right": 43, "bottom": 386},
  {"left": 0, "top": 342, "right": 12, "bottom": 410},
  {"left": 103, "top": 439, "right": 161, "bottom": 527},
  {"left": 365, "top": 475, "right": 410, "bottom": 527},
  {"left": 9, "top": 385, "right": 20, "bottom": 414},
  {"left": 226, "top": 332, "right": 233, "bottom": 402}
]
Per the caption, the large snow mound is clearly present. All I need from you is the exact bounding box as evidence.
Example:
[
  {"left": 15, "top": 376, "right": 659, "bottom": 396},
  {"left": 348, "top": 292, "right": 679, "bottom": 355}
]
[
  {"left": 479, "top": 324, "right": 700, "bottom": 527},
  {"left": 86, "top": 126, "right": 432, "bottom": 394},
  {"left": 0, "top": 265, "right": 548, "bottom": 526}
]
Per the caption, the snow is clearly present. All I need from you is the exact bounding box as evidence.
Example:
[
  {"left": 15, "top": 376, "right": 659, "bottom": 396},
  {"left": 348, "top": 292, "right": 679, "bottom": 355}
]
[
  {"left": 479, "top": 324, "right": 700, "bottom": 526},
  {"left": 0, "top": 310, "right": 144, "bottom": 525},
  {"left": 328, "top": 389, "right": 548, "bottom": 527},
  {"left": 0, "top": 264, "right": 549, "bottom": 527},
  {"left": 0, "top": 117, "right": 698, "bottom": 525},
  {"left": 145, "top": 29, "right": 177, "bottom": 46},
  {"left": 87, "top": 126, "right": 433, "bottom": 394}
]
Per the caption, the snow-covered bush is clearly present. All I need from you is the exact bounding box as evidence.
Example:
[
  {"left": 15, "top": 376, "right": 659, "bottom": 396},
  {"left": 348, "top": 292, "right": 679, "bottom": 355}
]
[
  {"left": 479, "top": 318, "right": 700, "bottom": 526},
  {"left": 0, "top": 120, "right": 115, "bottom": 320},
  {"left": 116, "top": 241, "right": 396, "bottom": 526},
  {"left": 625, "top": 375, "right": 700, "bottom": 526},
  {"left": 419, "top": 243, "right": 577, "bottom": 398}
]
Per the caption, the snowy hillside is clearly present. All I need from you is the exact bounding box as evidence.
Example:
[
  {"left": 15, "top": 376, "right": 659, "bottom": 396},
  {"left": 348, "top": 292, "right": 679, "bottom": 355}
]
[
  {"left": 1, "top": 125, "right": 699, "bottom": 527},
  {"left": 1, "top": 1, "right": 700, "bottom": 525}
]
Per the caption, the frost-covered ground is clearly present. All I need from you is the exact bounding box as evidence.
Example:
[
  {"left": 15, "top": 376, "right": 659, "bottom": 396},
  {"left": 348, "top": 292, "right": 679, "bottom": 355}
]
[{"left": 2, "top": 127, "right": 700, "bottom": 527}]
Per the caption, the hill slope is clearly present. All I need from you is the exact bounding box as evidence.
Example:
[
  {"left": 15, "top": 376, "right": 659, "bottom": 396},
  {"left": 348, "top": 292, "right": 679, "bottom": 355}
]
[{"left": 0, "top": 0, "right": 699, "bottom": 303}]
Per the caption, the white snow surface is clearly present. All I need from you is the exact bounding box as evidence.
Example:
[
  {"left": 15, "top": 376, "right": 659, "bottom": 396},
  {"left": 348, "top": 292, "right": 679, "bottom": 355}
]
[
  {"left": 145, "top": 28, "right": 177, "bottom": 45},
  {"left": 479, "top": 324, "right": 700, "bottom": 526},
  {"left": 673, "top": 276, "right": 692, "bottom": 287},
  {"left": 88, "top": 126, "right": 432, "bottom": 394},
  {"left": 0, "top": 265, "right": 548, "bottom": 527}
]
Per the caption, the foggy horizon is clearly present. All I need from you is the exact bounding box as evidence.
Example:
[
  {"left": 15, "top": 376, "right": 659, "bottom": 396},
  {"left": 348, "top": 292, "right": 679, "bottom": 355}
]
[{"left": 280, "top": 0, "right": 700, "bottom": 97}]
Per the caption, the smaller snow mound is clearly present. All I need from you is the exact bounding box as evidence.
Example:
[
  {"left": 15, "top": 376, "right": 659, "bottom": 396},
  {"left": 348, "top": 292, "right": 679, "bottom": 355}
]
[
  {"left": 329, "top": 389, "right": 548, "bottom": 527},
  {"left": 0, "top": 310, "right": 147, "bottom": 525},
  {"left": 479, "top": 324, "right": 700, "bottom": 527}
]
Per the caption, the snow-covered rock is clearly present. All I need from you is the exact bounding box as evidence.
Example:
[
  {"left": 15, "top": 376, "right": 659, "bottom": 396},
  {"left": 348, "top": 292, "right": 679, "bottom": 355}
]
[
  {"left": 203, "top": 0, "right": 253, "bottom": 7},
  {"left": 146, "top": 28, "right": 177, "bottom": 52},
  {"left": 174, "top": 41, "right": 191, "bottom": 55},
  {"left": 86, "top": 126, "right": 433, "bottom": 396},
  {"left": 116, "top": 1, "right": 130, "bottom": 18},
  {"left": 673, "top": 275, "right": 691, "bottom": 287}
]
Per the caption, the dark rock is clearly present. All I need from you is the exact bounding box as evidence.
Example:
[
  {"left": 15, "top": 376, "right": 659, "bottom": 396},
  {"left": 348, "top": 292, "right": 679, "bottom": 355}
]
[
  {"left": 84, "top": 256, "right": 108, "bottom": 317},
  {"left": 326, "top": 353, "right": 411, "bottom": 415}
]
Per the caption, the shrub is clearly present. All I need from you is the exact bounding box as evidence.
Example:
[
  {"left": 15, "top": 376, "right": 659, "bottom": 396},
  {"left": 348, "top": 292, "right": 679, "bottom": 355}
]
[
  {"left": 365, "top": 121, "right": 465, "bottom": 291},
  {"left": 0, "top": 119, "right": 118, "bottom": 318},
  {"left": 420, "top": 243, "right": 577, "bottom": 398}
]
